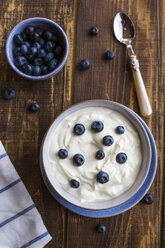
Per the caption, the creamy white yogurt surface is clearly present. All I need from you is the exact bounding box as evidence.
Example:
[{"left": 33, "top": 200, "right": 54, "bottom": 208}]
[{"left": 49, "top": 107, "right": 142, "bottom": 202}]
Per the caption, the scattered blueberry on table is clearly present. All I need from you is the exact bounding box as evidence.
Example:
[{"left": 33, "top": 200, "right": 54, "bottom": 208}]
[
  {"left": 3, "top": 87, "right": 15, "bottom": 100},
  {"left": 13, "top": 25, "right": 63, "bottom": 76},
  {"left": 103, "top": 135, "right": 114, "bottom": 146},
  {"left": 90, "top": 26, "right": 99, "bottom": 35},
  {"left": 141, "top": 193, "right": 154, "bottom": 204},
  {"left": 116, "top": 126, "right": 125, "bottom": 134},
  {"left": 29, "top": 102, "right": 40, "bottom": 112},
  {"left": 91, "top": 121, "right": 104, "bottom": 132},
  {"left": 96, "top": 225, "right": 106, "bottom": 233},
  {"left": 116, "top": 152, "right": 127, "bottom": 164},
  {"left": 96, "top": 150, "right": 105, "bottom": 160},
  {"left": 104, "top": 50, "right": 115, "bottom": 60},
  {"left": 97, "top": 171, "right": 109, "bottom": 184},
  {"left": 79, "top": 59, "right": 91, "bottom": 70},
  {"left": 73, "top": 154, "right": 85, "bottom": 166},
  {"left": 70, "top": 179, "right": 80, "bottom": 188},
  {"left": 73, "top": 123, "right": 85, "bottom": 136},
  {"left": 58, "top": 149, "right": 68, "bottom": 159}
]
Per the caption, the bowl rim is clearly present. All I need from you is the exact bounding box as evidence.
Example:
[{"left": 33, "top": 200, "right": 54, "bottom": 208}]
[
  {"left": 41, "top": 99, "right": 152, "bottom": 210},
  {"left": 6, "top": 17, "right": 69, "bottom": 80}
]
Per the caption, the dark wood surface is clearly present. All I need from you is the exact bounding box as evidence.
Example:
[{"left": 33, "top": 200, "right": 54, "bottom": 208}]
[{"left": 0, "top": 0, "right": 164, "bottom": 247}]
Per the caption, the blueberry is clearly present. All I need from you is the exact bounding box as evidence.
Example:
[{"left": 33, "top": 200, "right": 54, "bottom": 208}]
[
  {"left": 97, "top": 171, "right": 109, "bottom": 184},
  {"left": 30, "top": 32, "right": 40, "bottom": 42},
  {"left": 44, "top": 52, "right": 54, "bottom": 63},
  {"left": 28, "top": 47, "right": 38, "bottom": 55},
  {"left": 141, "top": 193, "right": 154, "bottom": 204},
  {"left": 45, "top": 41, "right": 54, "bottom": 52},
  {"left": 35, "top": 27, "right": 43, "bottom": 36},
  {"left": 58, "top": 149, "right": 68, "bottom": 159},
  {"left": 70, "top": 179, "right": 80, "bottom": 188},
  {"left": 52, "top": 36, "right": 58, "bottom": 42},
  {"left": 3, "top": 87, "right": 15, "bottom": 100},
  {"left": 26, "top": 54, "right": 34, "bottom": 61},
  {"left": 38, "top": 38, "right": 45, "bottom": 47},
  {"left": 79, "top": 59, "right": 90, "bottom": 70},
  {"left": 48, "top": 58, "right": 58, "bottom": 71},
  {"left": 32, "top": 65, "right": 41, "bottom": 76},
  {"left": 96, "top": 150, "right": 105, "bottom": 160},
  {"left": 23, "top": 41, "right": 31, "bottom": 49},
  {"left": 116, "top": 152, "right": 127, "bottom": 164},
  {"left": 116, "top": 126, "right": 125, "bottom": 134},
  {"left": 22, "top": 63, "right": 33, "bottom": 75},
  {"left": 37, "top": 49, "right": 46, "bottom": 58},
  {"left": 29, "top": 102, "right": 40, "bottom": 112},
  {"left": 13, "top": 47, "right": 22, "bottom": 57},
  {"left": 103, "top": 135, "right": 114, "bottom": 146},
  {"left": 43, "top": 31, "right": 53, "bottom": 41},
  {"left": 14, "top": 56, "right": 27, "bottom": 68},
  {"left": 73, "top": 124, "right": 85, "bottom": 136},
  {"left": 91, "top": 121, "right": 104, "bottom": 132},
  {"left": 73, "top": 154, "right": 85, "bottom": 166},
  {"left": 105, "top": 50, "right": 115, "bottom": 60},
  {"left": 33, "top": 58, "right": 43, "bottom": 66},
  {"left": 90, "top": 26, "right": 99, "bottom": 35},
  {"left": 25, "top": 25, "right": 35, "bottom": 35},
  {"left": 14, "top": 34, "right": 23, "bottom": 45},
  {"left": 32, "top": 42, "right": 41, "bottom": 49},
  {"left": 21, "top": 31, "right": 28, "bottom": 41},
  {"left": 96, "top": 225, "right": 106, "bottom": 233},
  {"left": 54, "top": 45, "right": 62, "bottom": 57},
  {"left": 41, "top": 65, "right": 48, "bottom": 75},
  {"left": 21, "top": 44, "right": 28, "bottom": 55}
]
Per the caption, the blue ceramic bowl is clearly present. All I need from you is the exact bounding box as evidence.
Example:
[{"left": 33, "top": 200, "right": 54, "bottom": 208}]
[
  {"left": 6, "top": 17, "right": 69, "bottom": 80},
  {"left": 41, "top": 100, "right": 152, "bottom": 211}
]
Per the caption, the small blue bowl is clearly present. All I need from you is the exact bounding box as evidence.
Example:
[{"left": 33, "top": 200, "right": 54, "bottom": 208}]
[{"left": 6, "top": 17, "right": 69, "bottom": 80}]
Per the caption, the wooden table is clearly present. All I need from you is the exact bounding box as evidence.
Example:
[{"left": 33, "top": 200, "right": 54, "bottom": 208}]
[{"left": 0, "top": 0, "right": 164, "bottom": 247}]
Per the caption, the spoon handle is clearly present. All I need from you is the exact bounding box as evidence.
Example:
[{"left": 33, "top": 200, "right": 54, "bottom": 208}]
[{"left": 129, "top": 55, "right": 152, "bottom": 117}]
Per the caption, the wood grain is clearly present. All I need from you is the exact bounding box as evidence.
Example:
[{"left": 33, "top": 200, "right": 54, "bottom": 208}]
[
  {"left": 67, "top": 0, "right": 164, "bottom": 248},
  {"left": 0, "top": 0, "right": 164, "bottom": 248}
]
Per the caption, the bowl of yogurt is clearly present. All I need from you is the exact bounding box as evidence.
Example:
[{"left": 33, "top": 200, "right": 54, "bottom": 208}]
[{"left": 41, "top": 100, "right": 152, "bottom": 210}]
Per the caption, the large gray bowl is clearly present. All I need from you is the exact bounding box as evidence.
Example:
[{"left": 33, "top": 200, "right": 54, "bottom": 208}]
[
  {"left": 6, "top": 17, "right": 69, "bottom": 80},
  {"left": 41, "top": 100, "right": 152, "bottom": 210}
]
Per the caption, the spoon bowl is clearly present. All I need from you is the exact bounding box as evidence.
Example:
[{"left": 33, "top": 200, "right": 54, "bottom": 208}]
[{"left": 113, "top": 12, "right": 135, "bottom": 45}]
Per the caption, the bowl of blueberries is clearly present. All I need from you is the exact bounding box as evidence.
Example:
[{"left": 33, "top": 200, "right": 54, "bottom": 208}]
[{"left": 6, "top": 17, "right": 69, "bottom": 80}]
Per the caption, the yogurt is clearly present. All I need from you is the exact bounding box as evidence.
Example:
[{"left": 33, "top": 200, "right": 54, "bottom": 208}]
[{"left": 49, "top": 107, "right": 142, "bottom": 202}]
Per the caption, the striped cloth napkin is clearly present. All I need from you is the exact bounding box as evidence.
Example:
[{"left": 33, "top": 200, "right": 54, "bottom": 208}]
[{"left": 0, "top": 141, "right": 52, "bottom": 248}]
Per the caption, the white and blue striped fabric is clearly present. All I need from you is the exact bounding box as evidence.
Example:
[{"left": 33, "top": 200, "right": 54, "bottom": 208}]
[{"left": 0, "top": 141, "right": 52, "bottom": 248}]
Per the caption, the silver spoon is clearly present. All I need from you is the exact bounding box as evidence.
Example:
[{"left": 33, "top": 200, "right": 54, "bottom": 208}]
[{"left": 113, "top": 12, "right": 152, "bottom": 117}]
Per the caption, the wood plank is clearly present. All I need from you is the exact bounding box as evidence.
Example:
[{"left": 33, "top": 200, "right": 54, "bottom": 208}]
[
  {"left": 0, "top": 0, "right": 76, "bottom": 247},
  {"left": 67, "top": 0, "right": 164, "bottom": 248}
]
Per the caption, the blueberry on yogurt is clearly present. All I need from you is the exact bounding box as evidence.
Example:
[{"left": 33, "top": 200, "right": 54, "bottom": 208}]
[
  {"left": 73, "top": 124, "right": 85, "bottom": 136},
  {"left": 97, "top": 171, "right": 109, "bottom": 184},
  {"left": 96, "top": 150, "right": 105, "bottom": 160},
  {"left": 58, "top": 149, "right": 68, "bottom": 159},
  {"left": 73, "top": 154, "right": 85, "bottom": 166},
  {"left": 70, "top": 179, "right": 80, "bottom": 188},
  {"left": 91, "top": 121, "right": 104, "bottom": 132},
  {"left": 103, "top": 135, "right": 114, "bottom": 146},
  {"left": 116, "top": 152, "right": 127, "bottom": 164},
  {"left": 116, "top": 126, "right": 125, "bottom": 134}
]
